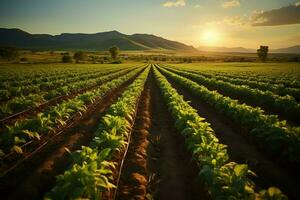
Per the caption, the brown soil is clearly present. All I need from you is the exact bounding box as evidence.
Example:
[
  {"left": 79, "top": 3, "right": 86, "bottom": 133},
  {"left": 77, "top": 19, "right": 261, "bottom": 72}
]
[
  {"left": 164, "top": 73, "right": 300, "bottom": 200},
  {"left": 0, "top": 67, "right": 136, "bottom": 126},
  {"left": 146, "top": 69, "right": 210, "bottom": 200},
  {"left": 0, "top": 75, "right": 137, "bottom": 200},
  {"left": 116, "top": 75, "right": 151, "bottom": 200}
]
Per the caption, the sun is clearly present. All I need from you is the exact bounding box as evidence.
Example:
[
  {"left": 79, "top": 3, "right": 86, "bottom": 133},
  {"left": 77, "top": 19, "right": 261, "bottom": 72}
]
[{"left": 202, "top": 30, "right": 219, "bottom": 45}]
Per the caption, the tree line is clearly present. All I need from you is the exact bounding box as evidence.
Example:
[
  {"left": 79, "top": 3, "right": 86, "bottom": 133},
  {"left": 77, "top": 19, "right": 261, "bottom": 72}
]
[{"left": 0, "top": 45, "right": 299, "bottom": 63}]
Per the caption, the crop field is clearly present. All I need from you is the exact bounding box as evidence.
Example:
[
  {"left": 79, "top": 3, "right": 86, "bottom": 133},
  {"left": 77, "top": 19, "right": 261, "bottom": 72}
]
[{"left": 0, "top": 63, "right": 299, "bottom": 200}]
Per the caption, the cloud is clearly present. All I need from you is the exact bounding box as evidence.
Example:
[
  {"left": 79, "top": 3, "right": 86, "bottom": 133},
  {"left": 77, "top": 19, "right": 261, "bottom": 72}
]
[
  {"left": 251, "top": 4, "right": 300, "bottom": 26},
  {"left": 222, "top": 0, "right": 240, "bottom": 8},
  {"left": 224, "top": 16, "right": 246, "bottom": 26},
  {"left": 163, "top": 0, "right": 186, "bottom": 7},
  {"left": 194, "top": 4, "right": 202, "bottom": 9}
]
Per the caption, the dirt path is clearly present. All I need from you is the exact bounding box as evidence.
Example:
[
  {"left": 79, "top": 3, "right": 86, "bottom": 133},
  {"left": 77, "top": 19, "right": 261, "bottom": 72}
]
[
  {"left": 146, "top": 70, "right": 210, "bottom": 200},
  {"left": 116, "top": 75, "right": 151, "bottom": 200},
  {"left": 164, "top": 75, "right": 300, "bottom": 200},
  {"left": 0, "top": 76, "right": 137, "bottom": 200}
]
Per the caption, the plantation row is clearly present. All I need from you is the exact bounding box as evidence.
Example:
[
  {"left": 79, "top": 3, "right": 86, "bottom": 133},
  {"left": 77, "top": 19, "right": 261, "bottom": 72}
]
[
  {"left": 162, "top": 65, "right": 300, "bottom": 124},
  {"left": 152, "top": 66, "right": 286, "bottom": 199},
  {"left": 0, "top": 67, "right": 122, "bottom": 101},
  {"left": 1, "top": 63, "right": 297, "bottom": 199},
  {"left": 190, "top": 69, "right": 300, "bottom": 102},
  {"left": 0, "top": 67, "right": 112, "bottom": 89},
  {"left": 0, "top": 64, "right": 125, "bottom": 83},
  {"left": 212, "top": 71, "right": 300, "bottom": 89},
  {"left": 169, "top": 66, "right": 300, "bottom": 102},
  {"left": 34, "top": 65, "right": 286, "bottom": 199},
  {"left": 46, "top": 67, "right": 150, "bottom": 199},
  {"left": 158, "top": 66, "right": 300, "bottom": 164},
  {"left": 0, "top": 66, "right": 140, "bottom": 119},
  {"left": 179, "top": 65, "right": 300, "bottom": 89},
  {"left": 0, "top": 67, "right": 144, "bottom": 157}
]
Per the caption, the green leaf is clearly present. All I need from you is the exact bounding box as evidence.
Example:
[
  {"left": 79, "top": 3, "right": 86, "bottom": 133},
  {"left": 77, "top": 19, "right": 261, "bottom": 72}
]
[
  {"left": 233, "top": 164, "right": 248, "bottom": 177},
  {"left": 12, "top": 145, "right": 23, "bottom": 154},
  {"left": 268, "top": 187, "right": 281, "bottom": 197},
  {"left": 98, "top": 148, "right": 112, "bottom": 161}
]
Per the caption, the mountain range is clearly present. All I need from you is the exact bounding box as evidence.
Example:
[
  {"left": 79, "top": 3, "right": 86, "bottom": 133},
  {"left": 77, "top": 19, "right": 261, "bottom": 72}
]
[
  {"left": 198, "top": 45, "right": 300, "bottom": 54},
  {"left": 0, "top": 28, "right": 299, "bottom": 54},
  {"left": 0, "top": 28, "right": 196, "bottom": 51}
]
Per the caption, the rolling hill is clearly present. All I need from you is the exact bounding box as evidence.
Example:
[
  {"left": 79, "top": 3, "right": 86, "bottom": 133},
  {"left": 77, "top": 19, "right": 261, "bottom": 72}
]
[
  {"left": 0, "top": 28, "right": 196, "bottom": 51},
  {"left": 271, "top": 45, "right": 300, "bottom": 54},
  {"left": 198, "top": 45, "right": 300, "bottom": 54}
]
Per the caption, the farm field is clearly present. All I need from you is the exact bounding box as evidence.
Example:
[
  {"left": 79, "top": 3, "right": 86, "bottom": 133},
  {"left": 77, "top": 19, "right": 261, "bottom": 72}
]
[{"left": 0, "top": 62, "right": 299, "bottom": 200}]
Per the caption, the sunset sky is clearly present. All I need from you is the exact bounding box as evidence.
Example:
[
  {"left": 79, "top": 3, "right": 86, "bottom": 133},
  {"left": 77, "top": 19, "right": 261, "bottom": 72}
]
[{"left": 0, "top": 0, "right": 300, "bottom": 49}]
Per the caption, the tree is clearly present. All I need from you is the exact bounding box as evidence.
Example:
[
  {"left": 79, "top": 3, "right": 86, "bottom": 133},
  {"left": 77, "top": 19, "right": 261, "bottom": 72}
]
[
  {"left": 257, "top": 46, "right": 269, "bottom": 62},
  {"left": 0, "top": 46, "right": 19, "bottom": 60},
  {"left": 73, "top": 51, "right": 87, "bottom": 62},
  {"left": 109, "top": 46, "right": 119, "bottom": 61},
  {"left": 62, "top": 55, "right": 73, "bottom": 63}
]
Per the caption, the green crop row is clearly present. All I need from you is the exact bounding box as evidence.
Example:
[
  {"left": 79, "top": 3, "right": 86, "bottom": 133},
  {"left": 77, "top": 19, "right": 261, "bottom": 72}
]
[
  {"left": 0, "top": 67, "right": 143, "bottom": 158},
  {"left": 158, "top": 66, "right": 300, "bottom": 163},
  {"left": 180, "top": 67, "right": 300, "bottom": 101},
  {"left": 0, "top": 67, "right": 138, "bottom": 119},
  {"left": 153, "top": 66, "right": 286, "bottom": 199},
  {"left": 45, "top": 66, "right": 150, "bottom": 200},
  {"left": 0, "top": 67, "right": 123, "bottom": 101},
  {"left": 211, "top": 70, "right": 300, "bottom": 89},
  {"left": 0, "top": 64, "right": 122, "bottom": 84},
  {"left": 163, "top": 66, "right": 300, "bottom": 122},
  {"left": 0, "top": 67, "right": 108, "bottom": 89}
]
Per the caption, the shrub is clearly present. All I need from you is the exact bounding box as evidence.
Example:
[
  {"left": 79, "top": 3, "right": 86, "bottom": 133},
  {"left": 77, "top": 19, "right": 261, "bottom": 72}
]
[
  {"left": 110, "top": 60, "right": 122, "bottom": 64},
  {"left": 62, "top": 55, "right": 73, "bottom": 63},
  {"left": 73, "top": 51, "right": 87, "bottom": 62},
  {"left": 109, "top": 46, "right": 119, "bottom": 61},
  {"left": 257, "top": 46, "right": 269, "bottom": 62},
  {"left": 20, "top": 57, "right": 28, "bottom": 62},
  {"left": 0, "top": 46, "right": 19, "bottom": 60}
]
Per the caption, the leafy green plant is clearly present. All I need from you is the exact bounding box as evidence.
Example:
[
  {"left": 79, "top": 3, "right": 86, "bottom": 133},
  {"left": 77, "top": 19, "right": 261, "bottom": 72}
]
[
  {"left": 164, "top": 66, "right": 300, "bottom": 118},
  {"left": 158, "top": 66, "right": 300, "bottom": 163},
  {"left": 46, "top": 66, "right": 150, "bottom": 199},
  {"left": 0, "top": 67, "right": 139, "bottom": 118},
  {"left": 153, "top": 66, "right": 286, "bottom": 199},
  {"left": 0, "top": 67, "right": 144, "bottom": 157},
  {"left": 45, "top": 147, "right": 116, "bottom": 200}
]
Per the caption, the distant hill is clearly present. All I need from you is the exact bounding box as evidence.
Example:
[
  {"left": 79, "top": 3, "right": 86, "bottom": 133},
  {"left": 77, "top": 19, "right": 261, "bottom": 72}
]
[
  {"left": 198, "top": 46, "right": 255, "bottom": 53},
  {"left": 271, "top": 45, "right": 300, "bottom": 54},
  {"left": 0, "top": 28, "right": 196, "bottom": 51},
  {"left": 198, "top": 45, "right": 300, "bottom": 54}
]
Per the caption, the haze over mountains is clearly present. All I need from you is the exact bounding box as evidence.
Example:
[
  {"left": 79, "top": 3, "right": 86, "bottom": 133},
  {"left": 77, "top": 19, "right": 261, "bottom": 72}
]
[
  {"left": 198, "top": 45, "right": 300, "bottom": 54},
  {"left": 0, "top": 28, "right": 299, "bottom": 54}
]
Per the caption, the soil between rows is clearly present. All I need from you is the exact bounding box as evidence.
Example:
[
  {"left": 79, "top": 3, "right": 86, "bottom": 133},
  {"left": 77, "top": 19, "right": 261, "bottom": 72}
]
[
  {"left": 146, "top": 69, "right": 210, "bottom": 200},
  {"left": 0, "top": 73, "right": 138, "bottom": 200},
  {"left": 116, "top": 72, "right": 151, "bottom": 200},
  {"left": 162, "top": 71, "right": 300, "bottom": 200}
]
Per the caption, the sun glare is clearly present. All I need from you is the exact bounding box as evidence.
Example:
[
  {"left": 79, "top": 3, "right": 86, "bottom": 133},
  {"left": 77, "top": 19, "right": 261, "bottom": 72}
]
[{"left": 202, "top": 30, "right": 219, "bottom": 45}]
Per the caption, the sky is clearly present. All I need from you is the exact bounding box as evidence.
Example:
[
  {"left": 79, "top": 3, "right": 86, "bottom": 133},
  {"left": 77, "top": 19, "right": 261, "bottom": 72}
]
[{"left": 0, "top": 0, "right": 300, "bottom": 49}]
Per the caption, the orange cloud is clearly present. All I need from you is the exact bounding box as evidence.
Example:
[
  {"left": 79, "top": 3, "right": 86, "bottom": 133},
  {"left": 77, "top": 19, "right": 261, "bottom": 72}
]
[
  {"left": 163, "top": 0, "right": 186, "bottom": 8},
  {"left": 252, "top": 4, "right": 300, "bottom": 26},
  {"left": 222, "top": 0, "right": 240, "bottom": 8}
]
